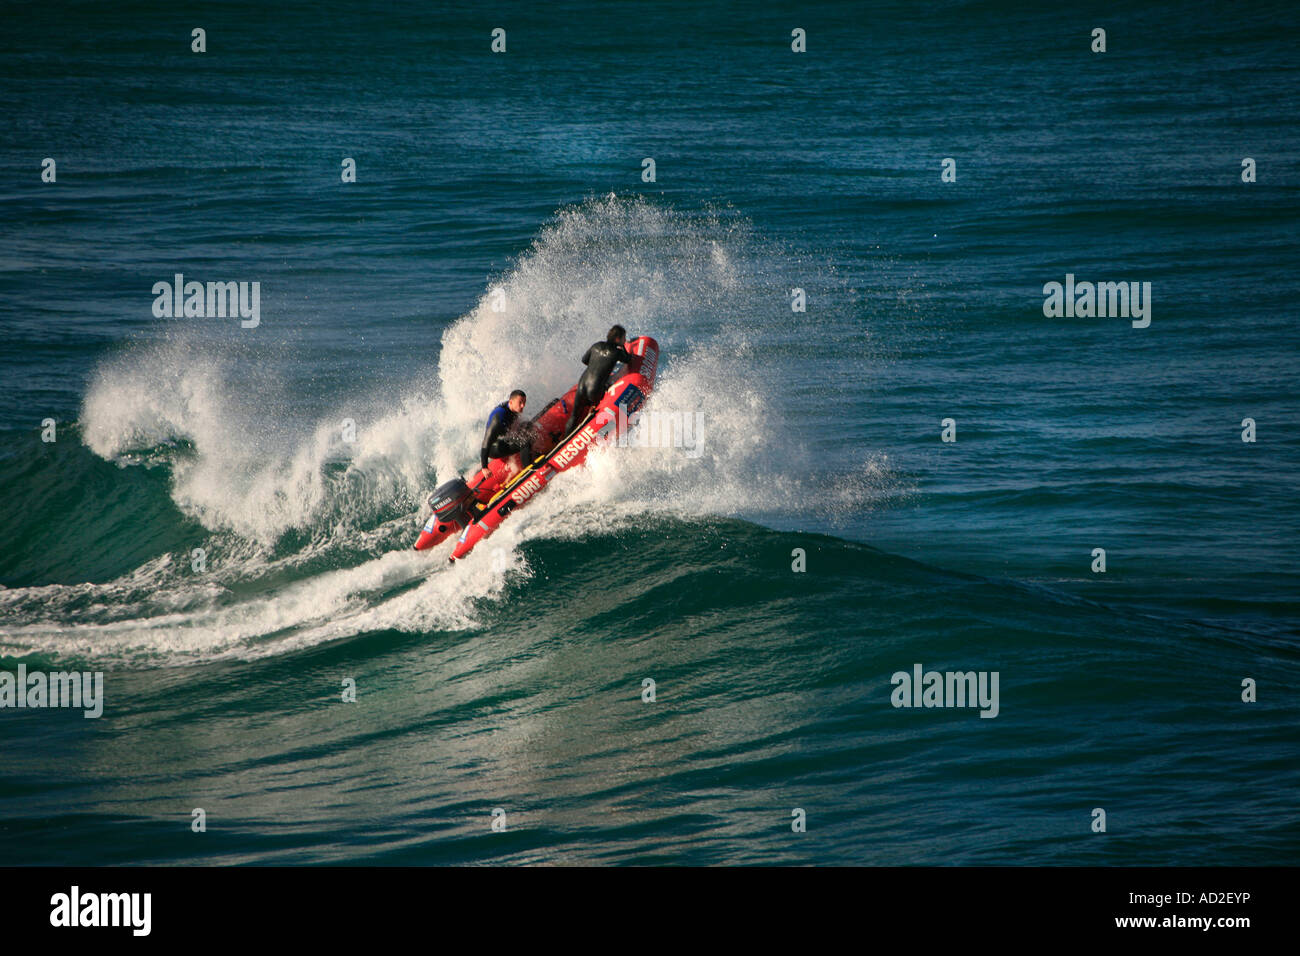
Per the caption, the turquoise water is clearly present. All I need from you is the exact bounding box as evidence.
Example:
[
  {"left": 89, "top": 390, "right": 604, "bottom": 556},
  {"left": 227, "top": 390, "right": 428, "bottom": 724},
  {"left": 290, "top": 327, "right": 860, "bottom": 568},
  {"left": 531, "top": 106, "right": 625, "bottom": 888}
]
[{"left": 0, "top": 1, "right": 1297, "bottom": 865}]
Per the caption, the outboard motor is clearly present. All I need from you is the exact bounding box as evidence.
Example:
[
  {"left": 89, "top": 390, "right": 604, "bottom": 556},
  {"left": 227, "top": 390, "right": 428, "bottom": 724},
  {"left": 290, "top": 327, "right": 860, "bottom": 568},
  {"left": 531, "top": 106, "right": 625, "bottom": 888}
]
[
  {"left": 415, "top": 476, "right": 479, "bottom": 551},
  {"left": 428, "top": 476, "right": 474, "bottom": 526}
]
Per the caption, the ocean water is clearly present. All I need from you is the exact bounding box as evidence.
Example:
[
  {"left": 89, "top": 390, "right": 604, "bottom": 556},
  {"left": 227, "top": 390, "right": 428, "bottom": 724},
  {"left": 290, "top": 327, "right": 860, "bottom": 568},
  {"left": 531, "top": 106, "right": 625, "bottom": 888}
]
[{"left": 0, "top": 0, "right": 1297, "bottom": 865}]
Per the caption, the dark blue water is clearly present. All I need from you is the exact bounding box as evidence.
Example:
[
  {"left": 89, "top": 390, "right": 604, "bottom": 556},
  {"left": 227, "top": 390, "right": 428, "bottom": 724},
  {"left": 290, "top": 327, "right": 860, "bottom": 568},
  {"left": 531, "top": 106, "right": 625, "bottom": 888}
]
[{"left": 1, "top": 0, "right": 1297, "bottom": 865}]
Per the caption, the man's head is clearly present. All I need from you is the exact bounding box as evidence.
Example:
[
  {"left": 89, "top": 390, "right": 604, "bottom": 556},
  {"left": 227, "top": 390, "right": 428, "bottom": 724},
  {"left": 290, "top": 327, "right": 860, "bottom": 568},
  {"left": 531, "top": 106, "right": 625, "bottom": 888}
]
[
  {"left": 607, "top": 324, "right": 627, "bottom": 346},
  {"left": 508, "top": 389, "right": 527, "bottom": 413}
]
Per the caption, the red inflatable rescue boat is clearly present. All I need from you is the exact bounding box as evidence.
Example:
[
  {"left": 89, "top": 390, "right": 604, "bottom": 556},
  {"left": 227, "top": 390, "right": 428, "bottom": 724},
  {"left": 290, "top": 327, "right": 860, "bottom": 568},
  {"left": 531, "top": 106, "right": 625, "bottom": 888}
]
[{"left": 414, "top": 335, "right": 659, "bottom": 560}]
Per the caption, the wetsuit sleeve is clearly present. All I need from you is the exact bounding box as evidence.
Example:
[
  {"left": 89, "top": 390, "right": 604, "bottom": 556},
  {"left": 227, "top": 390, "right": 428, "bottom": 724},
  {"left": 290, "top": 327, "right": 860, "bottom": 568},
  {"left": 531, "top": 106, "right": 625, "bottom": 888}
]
[
  {"left": 481, "top": 416, "right": 505, "bottom": 469},
  {"left": 581, "top": 344, "right": 593, "bottom": 366},
  {"left": 615, "top": 346, "right": 634, "bottom": 364}
]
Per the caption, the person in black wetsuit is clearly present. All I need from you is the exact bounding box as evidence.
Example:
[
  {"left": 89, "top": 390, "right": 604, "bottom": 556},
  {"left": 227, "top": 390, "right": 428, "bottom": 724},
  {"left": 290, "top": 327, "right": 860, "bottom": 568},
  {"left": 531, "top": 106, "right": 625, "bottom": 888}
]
[
  {"left": 478, "top": 390, "right": 534, "bottom": 479},
  {"left": 563, "top": 325, "right": 634, "bottom": 436}
]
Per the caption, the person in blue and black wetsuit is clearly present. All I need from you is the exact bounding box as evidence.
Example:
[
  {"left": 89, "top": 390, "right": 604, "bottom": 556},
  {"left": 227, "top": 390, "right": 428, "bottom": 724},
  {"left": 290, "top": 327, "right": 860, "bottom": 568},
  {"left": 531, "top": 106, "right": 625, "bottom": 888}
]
[{"left": 478, "top": 390, "right": 535, "bottom": 480}]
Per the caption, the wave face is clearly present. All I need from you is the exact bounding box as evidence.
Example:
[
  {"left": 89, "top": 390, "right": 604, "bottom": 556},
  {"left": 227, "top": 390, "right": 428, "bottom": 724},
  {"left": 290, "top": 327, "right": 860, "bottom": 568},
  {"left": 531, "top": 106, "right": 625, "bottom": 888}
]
[
  {"left": 1, "top": 196, "right": 894, "bottom": 667},
  {"left": 2, "top": 0, "right": 1298, "bottom": 866}
]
